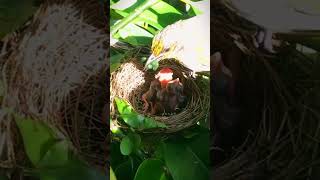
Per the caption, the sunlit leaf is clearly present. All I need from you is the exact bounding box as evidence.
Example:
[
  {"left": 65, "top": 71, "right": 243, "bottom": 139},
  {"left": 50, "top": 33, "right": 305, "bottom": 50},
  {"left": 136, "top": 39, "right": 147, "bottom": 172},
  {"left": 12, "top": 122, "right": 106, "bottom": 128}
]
[
  {"left": 111, "top": 0, "right": 185, "bottom": 32},
  {"left": 114, "top": 97, "right": 167, "bottom": 129},
  {"left": 118, "top": 23, "right": 153, "bottom": 46},
  {"left": 115, "top": 97, "right": 133, "bottom": 114},
  {"left": 110, "top": 167, "right": 117, "bottom": 180},
  {"left": 134, "top": 159, "right": 166, "bottom": 180}
]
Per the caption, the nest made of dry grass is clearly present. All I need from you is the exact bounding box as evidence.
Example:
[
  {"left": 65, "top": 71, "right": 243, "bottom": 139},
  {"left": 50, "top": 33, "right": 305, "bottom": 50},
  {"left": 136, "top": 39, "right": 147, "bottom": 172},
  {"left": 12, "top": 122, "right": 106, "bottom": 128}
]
[
  {"left": 0, "top": 0, "right": 108, "bottom": 175},
  {"left": 110, "top": 59, "right": 210, "bottom": 133}
]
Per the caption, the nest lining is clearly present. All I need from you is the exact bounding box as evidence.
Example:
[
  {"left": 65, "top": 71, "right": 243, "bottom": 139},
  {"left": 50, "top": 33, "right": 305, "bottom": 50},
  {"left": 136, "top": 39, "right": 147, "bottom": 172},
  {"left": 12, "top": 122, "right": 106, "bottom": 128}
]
[{"left": 110, "top": 59, "right": 210, "bottom": 133}]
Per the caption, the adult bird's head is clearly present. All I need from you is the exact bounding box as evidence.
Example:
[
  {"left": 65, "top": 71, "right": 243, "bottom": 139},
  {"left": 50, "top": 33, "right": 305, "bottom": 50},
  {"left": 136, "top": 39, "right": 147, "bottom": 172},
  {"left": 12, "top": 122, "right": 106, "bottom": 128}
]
[{"left": 144, "top": 27, "right": 182, "bottom": 71}]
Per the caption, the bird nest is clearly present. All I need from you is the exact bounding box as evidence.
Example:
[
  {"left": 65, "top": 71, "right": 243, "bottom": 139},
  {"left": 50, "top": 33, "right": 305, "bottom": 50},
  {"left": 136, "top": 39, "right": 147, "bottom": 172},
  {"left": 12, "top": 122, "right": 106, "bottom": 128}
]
[
  {"left": 110, "top": 59, "right": 210, "bottom": 133},
  {"left": 0, "top": 0, "right": 108, "bottom": 175}
]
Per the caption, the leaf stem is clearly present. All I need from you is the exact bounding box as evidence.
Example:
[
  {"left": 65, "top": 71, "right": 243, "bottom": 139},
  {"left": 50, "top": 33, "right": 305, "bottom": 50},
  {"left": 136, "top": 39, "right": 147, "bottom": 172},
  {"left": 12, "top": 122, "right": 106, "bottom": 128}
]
[{"left": 110, "top": 0, "right": 161, "bottom": 36}]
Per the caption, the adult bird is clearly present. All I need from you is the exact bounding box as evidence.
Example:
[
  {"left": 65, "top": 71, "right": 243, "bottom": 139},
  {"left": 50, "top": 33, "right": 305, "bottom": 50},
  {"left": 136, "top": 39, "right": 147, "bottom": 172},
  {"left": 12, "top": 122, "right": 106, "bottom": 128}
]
[
  {"left": 144, "top": 10, "right": 210, "bottom": 75},
  {"left": 223, "top": 0, "right": 320, "bottom": 52}
]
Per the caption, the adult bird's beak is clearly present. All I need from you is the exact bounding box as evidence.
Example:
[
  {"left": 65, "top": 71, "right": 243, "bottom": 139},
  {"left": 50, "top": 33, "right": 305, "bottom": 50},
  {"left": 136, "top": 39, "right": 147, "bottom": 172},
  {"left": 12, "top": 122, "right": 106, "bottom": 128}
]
[{"left": 144, "top": 54, "right": 160, "bottom": 71}]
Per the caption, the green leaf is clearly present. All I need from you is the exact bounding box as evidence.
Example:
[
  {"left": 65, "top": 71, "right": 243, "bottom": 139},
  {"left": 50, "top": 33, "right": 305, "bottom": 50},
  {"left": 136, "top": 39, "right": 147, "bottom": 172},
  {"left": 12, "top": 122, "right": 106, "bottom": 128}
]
[
  {"left": 40, "top": 158, "right": 106, "bottom": 180},
  {"left": 0, "top": 174, "right": 9, "bottom": 180},
  {"left": 110, "top": 141, "right": 127, "bottom": 168},
  {"left": 115, "top": 158, "right": 141, "bottom": 180},
  {"left": 110, "top": 53, "right": 125, "bottom": 65},
  {"left": 114, "top": 97, "right": 167, "bottom": 129},
  {"left": 14, "top": 115, "right": 56, "bottom": 165},
  {"left": 186, "top": 129, "right": 210, "bottom": 165},
  {"left": 38, "top": 139, "right": 70, "bottom": 168},
  {"left": 111, "top": 119, "right": 124, "bottom": 136},
  {"left": 148, "top": 1, "right": 184, "bottom": 27},
  {"left": 111, "top": 0, "right": 185, "bottom": 36},
  {"left": 110, "top": 53, "right": 125, "bottom": 72},
  {"left": 163, "top": 141, "right": 209, "bottom": 180},
  {"left": 111, "top": 0, "right": 162, "bottom": 36},
  {"left": 0, "top": 0, "right": 39, "bottom": 38},
  {"left": 14, "top": 115, "right": 105, "bottom": 180},
  {"left": 117, "top": 23, "right": 153, "bottom": 46},
  {"left": 143, "top": 116, "right": 167, "bottom": 128},
  {"left": 120, "top": 136, "right": 134, "bottom": 155},
  {"left": 121, "top": 113, "right": 142, "bottom": 128},
  {"left": 154, "top": 143, "right": 165, "bottom": 160},
  {"left": 110, "top": 167, "right": 117, "bottom": 180},
  {"left": 134, "top": 159, "right": 166, "bottom": 180},
  {"left": 115, "top": 97, "right": 133, "bottom": 114},
  {"left": 114, "top": 8, "right": 163, "bottom": 31},
  {"left": 128, "top": 133, "right": 142, "bottom": 150}
]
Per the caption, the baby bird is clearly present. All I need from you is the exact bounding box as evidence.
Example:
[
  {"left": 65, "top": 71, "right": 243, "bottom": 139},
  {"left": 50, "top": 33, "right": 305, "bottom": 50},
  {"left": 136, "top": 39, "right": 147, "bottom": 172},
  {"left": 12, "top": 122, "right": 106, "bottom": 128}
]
[
  {"left": 146, "top": 67, "right": 174, "bottom": 115},
  {"left": 141, "top": 79, "right": 161, "bottom": 113},
  {"left": 153, "top": 78, "right": 186, "bottom": 115}
]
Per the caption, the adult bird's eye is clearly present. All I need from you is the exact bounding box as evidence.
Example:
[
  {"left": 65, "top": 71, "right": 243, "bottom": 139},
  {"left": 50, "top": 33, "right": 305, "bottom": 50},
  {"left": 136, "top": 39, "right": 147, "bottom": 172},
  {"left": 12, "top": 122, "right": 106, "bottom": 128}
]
[{"left": 163, "top": 48, "right": 170, "bottom": 53}]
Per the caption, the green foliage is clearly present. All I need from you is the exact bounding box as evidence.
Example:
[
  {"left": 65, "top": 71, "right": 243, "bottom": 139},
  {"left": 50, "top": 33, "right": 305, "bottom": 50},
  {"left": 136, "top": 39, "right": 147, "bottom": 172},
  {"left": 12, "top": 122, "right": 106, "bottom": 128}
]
[
  {"left": 14, "top": 114, "right": 106, "bottom": 179},
  {"left": 111, "top": 124, "right": 209, "bottom": 180},
  {"left": 15, "top": 115, "right": 59, "bottom": 166},
  {"left": 0, "top": 0, "right": 39, "bottom": 38},
  {"left": 110, "top": 1, "right": 210, "bottom": 180},
  {"left": 120, "top": 136, "right": 134, "bottom": 155},
  {"left": 120, "top": 133, "right": 141, "bottom": 156},
  {"left": 134, "top": 159, "right": 167, "bottom": 180},
  {"left": 115, "top": 157, "right": 141, "bottom": 180},
  {"left": 114, "top": 97, "right": 167, "bottom": 130},
  {"left": 109, "top": 0, "right": 205, "bottom": 72},
  {"left": 39, "top": 159, "right": 106, "bottom": 180},
  {"left": 0, "top": 174, "right": 9, "bottom": 180},
  {"left": 161, "top": 130, "right": 209, "bottom": 180},
  {"left": 110, "top": 53, "right": 125, "bottom": 73},
  {"left": 110, "top": 167, "right": 117, "bottom": 180}
]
